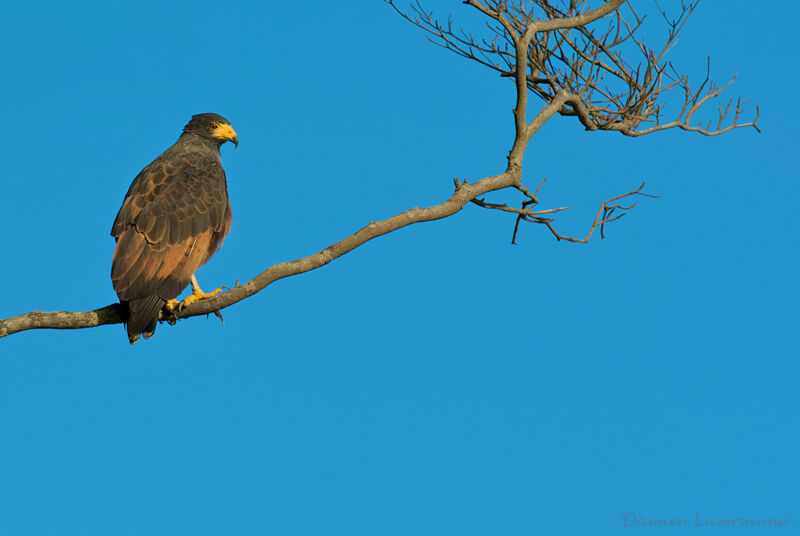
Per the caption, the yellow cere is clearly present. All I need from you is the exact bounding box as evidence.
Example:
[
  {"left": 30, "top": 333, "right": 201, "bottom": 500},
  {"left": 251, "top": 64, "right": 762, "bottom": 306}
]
[{"left": 212, "top": 123, "right": 238, "bottom": 143}]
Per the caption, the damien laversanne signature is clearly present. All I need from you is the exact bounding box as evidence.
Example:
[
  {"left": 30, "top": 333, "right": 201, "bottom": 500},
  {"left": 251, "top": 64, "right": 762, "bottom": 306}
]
[{"left": 622, "top": 512, "right": 788, "bottom": 528}]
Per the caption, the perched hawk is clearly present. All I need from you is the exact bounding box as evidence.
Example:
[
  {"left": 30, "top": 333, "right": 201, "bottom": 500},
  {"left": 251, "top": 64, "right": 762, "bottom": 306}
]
[{"left": 111, "top": 113, "right": 238, "bottom": 344}]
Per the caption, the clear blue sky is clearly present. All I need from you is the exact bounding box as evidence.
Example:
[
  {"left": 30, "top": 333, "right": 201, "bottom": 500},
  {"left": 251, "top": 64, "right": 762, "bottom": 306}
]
[{"left": 1, "top": 1, "right": 796, "bottom": 534}]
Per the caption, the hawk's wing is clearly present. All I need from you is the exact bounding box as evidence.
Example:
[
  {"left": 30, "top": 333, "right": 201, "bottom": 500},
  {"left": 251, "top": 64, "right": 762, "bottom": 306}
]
[{"left": 111, "top": 146, "right": 231, "bottom": 332}]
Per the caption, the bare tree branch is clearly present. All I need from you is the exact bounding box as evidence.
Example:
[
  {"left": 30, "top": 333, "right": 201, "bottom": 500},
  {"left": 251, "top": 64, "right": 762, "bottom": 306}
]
[
  {"left": 2, "top": 172, "right": 516, "bottom": 339},
  {"left": 524, "top": 0, "right": 624, "bottom": 33},
  {"left": 2, "top": 0, "right": 758, "bottom": 340},
  {"left": 387, "top": 0, "right": 759, "bottom": 137},
  {"left": 466, "top": 179, "right": 657, "bottom": 244},
  {"left": 0, "top": 305, "right": 125, "bottom": 338}
]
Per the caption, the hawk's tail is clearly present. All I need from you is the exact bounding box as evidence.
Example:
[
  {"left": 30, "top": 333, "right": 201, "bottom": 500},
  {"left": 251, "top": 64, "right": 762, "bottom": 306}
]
[{"left": 125, "top": 295, "right": 164, "bottom": 344}]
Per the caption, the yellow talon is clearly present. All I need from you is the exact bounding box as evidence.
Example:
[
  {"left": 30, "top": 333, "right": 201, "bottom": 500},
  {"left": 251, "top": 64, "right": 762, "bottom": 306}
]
[
  {"left": 173, "top": 274, "right": 225, "bottom": 311},
  {"left": 180, "top": 286, "right": 224, "bottom": 308},
  {"left": 161, "top": 275, "right": 225, "bottom": 317}
]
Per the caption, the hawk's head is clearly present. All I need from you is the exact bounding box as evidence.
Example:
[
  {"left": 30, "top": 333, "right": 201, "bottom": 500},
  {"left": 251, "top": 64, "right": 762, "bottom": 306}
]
[{"left": 184, "top": 113, "right": 238, "bottom": 148}]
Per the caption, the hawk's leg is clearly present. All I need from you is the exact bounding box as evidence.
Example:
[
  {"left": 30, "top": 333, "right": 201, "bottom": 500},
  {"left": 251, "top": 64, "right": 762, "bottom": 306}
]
[
  {"left": 179, "top": 274, "right": 225, "bottom": 310},
  {"left": 163, "top": 275, "right": 225, "bottom": 316}
]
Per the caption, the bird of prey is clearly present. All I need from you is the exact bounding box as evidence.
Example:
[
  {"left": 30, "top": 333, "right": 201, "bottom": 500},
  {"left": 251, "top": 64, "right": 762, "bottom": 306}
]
[{"left": 110, "top": 113, "right": 238, "bottom": 344}]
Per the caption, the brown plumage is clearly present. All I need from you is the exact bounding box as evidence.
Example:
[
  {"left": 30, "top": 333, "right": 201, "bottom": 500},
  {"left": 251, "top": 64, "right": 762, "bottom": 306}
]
[{"left": 111, "top": 113, "right": 238, "bottom": 344}]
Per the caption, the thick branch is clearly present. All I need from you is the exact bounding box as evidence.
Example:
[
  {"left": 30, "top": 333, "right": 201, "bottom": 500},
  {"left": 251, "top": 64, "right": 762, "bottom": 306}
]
[
  {"left": 0, "top": 305, "right": 125, "bottom": 338},
  {"left": 525, "top": 0, "right": 624, "bottom": 34},
  {"left": 1, "top": 173, "right": 516, "bottom": 339}
]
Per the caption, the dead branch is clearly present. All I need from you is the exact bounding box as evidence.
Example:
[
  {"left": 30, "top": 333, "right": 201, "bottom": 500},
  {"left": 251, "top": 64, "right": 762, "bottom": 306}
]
[
  {"left": 464, "top": 178, "right": 657, "bottom": 244},
  {"left": 387, "top": 0, "right": 759, "bottom": 137},
  {"left": 2, "top": 172, "right": 516, "bottom": 339},
  {"left": 1, "top": 0, "right": 757, "bottom": 340}
]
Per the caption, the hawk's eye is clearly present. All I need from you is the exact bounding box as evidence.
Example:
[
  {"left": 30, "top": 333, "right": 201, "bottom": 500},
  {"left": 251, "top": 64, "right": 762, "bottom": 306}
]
[{"left": 209, "top": 122, "right": 219, "bottom": 130}]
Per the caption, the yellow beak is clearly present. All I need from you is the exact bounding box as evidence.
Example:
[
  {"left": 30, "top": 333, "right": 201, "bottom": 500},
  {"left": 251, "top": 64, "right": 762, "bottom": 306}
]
[{"left": 214, "top": 123, "right": 239, "bottom": 147}]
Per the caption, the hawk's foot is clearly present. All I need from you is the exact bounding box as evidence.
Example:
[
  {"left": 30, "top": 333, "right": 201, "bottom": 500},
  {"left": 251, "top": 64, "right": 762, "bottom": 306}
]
[{"left": 179, "top": 286, "right": 225, "bottom": 311}]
